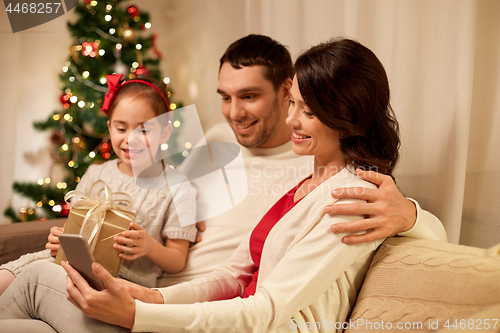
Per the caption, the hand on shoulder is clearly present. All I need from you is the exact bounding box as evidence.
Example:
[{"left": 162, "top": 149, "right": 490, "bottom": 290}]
[{"left": 325, "top": 169, "right": 417, "bottom": 244}]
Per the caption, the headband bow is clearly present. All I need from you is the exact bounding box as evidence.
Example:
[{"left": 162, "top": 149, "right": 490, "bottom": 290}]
[
  {"left": 101, "top": 74, "right": 123, "bottom": 115},
  {"left": 100, "top": 73, "right": 170, "bottom": 117}
]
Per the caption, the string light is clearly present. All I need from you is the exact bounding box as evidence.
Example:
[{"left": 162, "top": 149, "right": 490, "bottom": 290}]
[
  {"left": 173, "top": 120, "right": 180, "bottom": 127},
  {"left": 105, "top": 15, "right": 112, "bottom": 21},
  {"left": 132, "top": 62, "right": 139, "bottom": 68},
  {"left": 69, "top": 65, "right": 107, "bottom": 92},
  {"left": 62, "top": 144, "right": 69, "bottom": 151},
  {"left": 89, "top": 151, "right": 96, "bottom": 158},
  {"left": 145, "top": 22, "right": 151, "bottom": 29},
  {"left": 182, "top": 151, "right": 189, "bottom": 157},
  {"left": 170, "top": 103, "right": 177, "bottom": 110},
  {"left": 62, "top": 66, "right": 68, "bottom": 72},
  {"left": 78, "top": 101, "right": 85, "bottom": 108},
  {"left": 69, "top": 76, "right": 75, "bottom": 82},
  {"left": 163, "top": 77, "right": 170, "bottom": 84},
  {"left": 64, "top": 113, "right": 71, "bottom": 120},
  {"left": 53, "top": 205, "right": 62, "bottom": 212},
  {"left": 37, "top": 179, "right": 44, "bottom": 185},
  {"left": 37, "top": 201, "right": 43, "bottom": 207},
  {"left": 53, "top": 114, "right": 60, "bottom": 121},
  {"left": 69, "top": 96, "right": 77, "bottom": 103},
  {"left": 185, "top": 142, "right": 192, "bottom": 149},
  {"left": 135, "top": 44, "right": 142, "bottom": 50},
  {"left": 109, "top": 28, "right": 116, "bottom": 34},
  {"left": 161, "top": 143, "right": 168, "bottom": 150},
  {"left": 45, "top": 178, "right": 51, "bottom": 184},
  {"left": 68, "top": 160, "right": 74, "bottom": 167},
  {"left": 116, "top": 43, "right": 122, "bottom": 50},
  {"left": 99, "top": 49, "right": 105, "bottom": 56},
  {"left": 48, "top": 200, "right": 55, "bottom": 206},
  {"left": 106, "top": 4, "right": 112, "bottom": 10}
]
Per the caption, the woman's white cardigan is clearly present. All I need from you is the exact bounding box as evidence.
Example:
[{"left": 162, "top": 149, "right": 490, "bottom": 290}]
[{"left": 133, "top": 168, "right": 385, "bottom": 332}]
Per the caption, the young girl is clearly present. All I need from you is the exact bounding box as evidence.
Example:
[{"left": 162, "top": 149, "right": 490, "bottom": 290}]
[{"left": 0, "top": 74, "right": 197, "bottom": 292}]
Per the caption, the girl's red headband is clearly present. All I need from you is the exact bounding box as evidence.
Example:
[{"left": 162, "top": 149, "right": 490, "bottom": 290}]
[{"left": 100, "top": 73, "right": 170, "bottom": 116}]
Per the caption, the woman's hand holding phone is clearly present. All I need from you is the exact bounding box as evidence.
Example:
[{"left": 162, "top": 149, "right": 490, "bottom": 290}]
[{"left": 61, "top": 260, "right": 136, "bottom": 329}]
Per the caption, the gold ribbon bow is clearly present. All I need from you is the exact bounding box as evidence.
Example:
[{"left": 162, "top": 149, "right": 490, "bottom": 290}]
[{"left": 64, "top": 180, "right": 134, "bottom": 252}]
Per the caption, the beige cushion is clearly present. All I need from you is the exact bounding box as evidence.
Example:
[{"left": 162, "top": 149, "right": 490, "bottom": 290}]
[{"left": 345, "top": 237, "right": 500, "bottom": 333}]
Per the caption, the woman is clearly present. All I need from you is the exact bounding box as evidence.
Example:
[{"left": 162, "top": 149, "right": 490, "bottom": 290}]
[{"left": 2, "top": 38, "right": 400, "bottom": 332}]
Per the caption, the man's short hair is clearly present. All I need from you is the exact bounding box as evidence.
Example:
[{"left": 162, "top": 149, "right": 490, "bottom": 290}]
[{"left": 219, "top": 34, "right": 293, "bottom": 90}]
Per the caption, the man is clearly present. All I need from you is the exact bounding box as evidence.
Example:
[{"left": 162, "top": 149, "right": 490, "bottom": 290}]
[{"left": 0, "top": 34, "right": 446, "bottom": 332}]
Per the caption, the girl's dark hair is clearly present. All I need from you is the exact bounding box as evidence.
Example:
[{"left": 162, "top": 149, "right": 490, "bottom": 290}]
[
  {"left": 294, "top": 37, "right": 400, "bottom": 177},
  {"left": 107, "top": 77, "right": 169, "bottom": 125}
]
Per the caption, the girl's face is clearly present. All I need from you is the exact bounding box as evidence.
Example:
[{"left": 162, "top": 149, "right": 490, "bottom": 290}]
[
  {"left": 286, "top": 75, "right": 341, "bottom": 161},
  {"left": 107, "top": 95, "right": 172, "bottom": 176}
]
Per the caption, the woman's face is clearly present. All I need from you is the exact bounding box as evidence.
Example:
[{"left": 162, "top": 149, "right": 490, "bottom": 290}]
[{"left": 286, "top": 75, "right": 341, "bottom": 161}]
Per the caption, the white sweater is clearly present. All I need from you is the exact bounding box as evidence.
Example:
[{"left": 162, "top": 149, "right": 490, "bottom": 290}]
[{"left": 133, "top": 167, "right": 383, "bottom": 332}]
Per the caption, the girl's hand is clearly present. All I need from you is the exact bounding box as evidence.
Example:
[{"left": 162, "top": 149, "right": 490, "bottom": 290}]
[
  {"left": 113, "top": 222, "right": 153, "bottom": 260},
  {"left": 46, "top": 225, "right": 65, "bottom": 256}
]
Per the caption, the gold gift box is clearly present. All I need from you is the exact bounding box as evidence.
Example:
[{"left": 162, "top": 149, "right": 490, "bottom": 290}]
[{"left": 55, "top": 199, "right": 135, "bottom": 277}]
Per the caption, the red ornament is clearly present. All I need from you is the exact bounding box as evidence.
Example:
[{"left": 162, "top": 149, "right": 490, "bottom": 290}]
[
  {"left": 100, "top": 142, "right": 110, "bottom": 154},
  {"left": 60, "top": 92, "right": 71, "bottom": 107},
  {"left": 135, "top": 65, "right": 148, "bottom": 77},
  {"left": 61, "top": 203, "right": 71, "bottom": 217},
  {"left": 100, "top": 139, "right": 111, "bottom": 160},
  {"left": 81, "top": 42, "right": 99, "bottom": 58},
  {"left": 127, "top": 5, "right": 139, "bottom": 19},
  {"left": 140, "top": 24, "right": 145, "bottom": 30}
]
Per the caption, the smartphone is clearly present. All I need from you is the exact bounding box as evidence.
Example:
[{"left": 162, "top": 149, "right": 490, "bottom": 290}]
[{"left": 58, "top": 234, "right": 105, "bottom": 291}]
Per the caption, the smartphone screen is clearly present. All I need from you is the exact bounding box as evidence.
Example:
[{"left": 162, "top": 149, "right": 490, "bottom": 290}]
[{"left": 58, "top": 234, "right": 105, "bottom": 291}]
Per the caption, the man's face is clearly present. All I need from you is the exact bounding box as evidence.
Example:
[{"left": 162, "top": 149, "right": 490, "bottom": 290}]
[{"left": 217, "top": 63, "right": 282, "bottom": 148}]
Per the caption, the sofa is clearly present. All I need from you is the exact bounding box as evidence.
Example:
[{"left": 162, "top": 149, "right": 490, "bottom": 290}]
[{"left": 1, "top": 219, "right": 499, "bottom": 332}]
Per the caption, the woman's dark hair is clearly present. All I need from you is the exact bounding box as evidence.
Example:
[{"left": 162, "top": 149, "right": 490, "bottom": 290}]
[
  {"left": 220, "top": 34, "right": 293, "bottom": 91},
  {"left": 107, "top": 77, "right": 169, "bottom": 126},
  {"left": 294, "top": 37, "right": 400, "bottom": 177}
]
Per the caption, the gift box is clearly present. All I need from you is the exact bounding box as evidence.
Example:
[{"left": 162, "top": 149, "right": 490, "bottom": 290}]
[{"left": 55, "top": 180, "right": 136, "bottom": 277}]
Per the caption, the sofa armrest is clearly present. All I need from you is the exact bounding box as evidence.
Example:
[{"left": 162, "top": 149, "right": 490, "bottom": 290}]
[
  {"left": 346, "top": 237, "right": 500, "bottom": 332},
  {"left": 0, "top": 219, "right": 66, "bottom": 265}
]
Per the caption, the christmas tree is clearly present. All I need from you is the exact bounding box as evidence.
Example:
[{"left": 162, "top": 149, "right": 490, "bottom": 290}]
[{"left": 5, "top": 0, "right": 184, "bottom": 222}]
